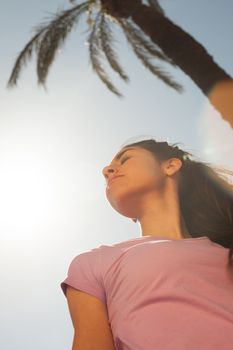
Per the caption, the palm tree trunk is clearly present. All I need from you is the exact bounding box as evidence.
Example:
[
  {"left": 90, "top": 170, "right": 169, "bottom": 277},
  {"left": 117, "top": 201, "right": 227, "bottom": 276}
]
[
  {"left": 103, "top": 0, "right": 233, "bottom": 127},
  {"left": 131, "top": 4, "right": 232, "bottom": 95},
  {"left": 132, "top": 4, "right": 233, "bottom": 127}
]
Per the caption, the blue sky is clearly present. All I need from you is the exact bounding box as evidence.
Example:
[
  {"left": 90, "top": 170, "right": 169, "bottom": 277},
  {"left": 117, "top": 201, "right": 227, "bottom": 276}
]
[{"left": 1, "top": 1, "right": 233, "bottom": 349}]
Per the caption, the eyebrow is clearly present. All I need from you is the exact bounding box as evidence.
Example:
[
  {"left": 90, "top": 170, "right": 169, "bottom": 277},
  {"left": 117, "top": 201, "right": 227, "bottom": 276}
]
[{"left": 113, "top": 147, "right": 136, "bottom": 161}]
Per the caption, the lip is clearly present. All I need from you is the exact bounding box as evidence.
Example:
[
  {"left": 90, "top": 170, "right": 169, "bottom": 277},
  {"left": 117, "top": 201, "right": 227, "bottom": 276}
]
[{"left": 107, "top": 175, "right": 124, "bottom": 186}]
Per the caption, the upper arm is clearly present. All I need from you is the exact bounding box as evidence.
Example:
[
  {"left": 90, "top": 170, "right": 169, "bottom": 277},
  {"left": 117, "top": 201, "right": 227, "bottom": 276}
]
[{"left": 66, "top": 286, "right": 116, "bottom": 350}]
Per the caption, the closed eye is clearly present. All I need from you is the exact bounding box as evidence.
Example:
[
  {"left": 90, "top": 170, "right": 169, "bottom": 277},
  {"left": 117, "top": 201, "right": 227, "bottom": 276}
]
[{"left": 121, "top": 156, "right": 130, "bottom": 164}]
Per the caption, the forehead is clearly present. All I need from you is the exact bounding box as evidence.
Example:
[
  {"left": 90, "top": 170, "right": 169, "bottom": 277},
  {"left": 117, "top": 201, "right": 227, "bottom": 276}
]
[
  {"left": 113, "top": 147, "right": 135, "bottom": 160},
  {"left": 112, "top": 146, "right": 150, "bottom": 162}
]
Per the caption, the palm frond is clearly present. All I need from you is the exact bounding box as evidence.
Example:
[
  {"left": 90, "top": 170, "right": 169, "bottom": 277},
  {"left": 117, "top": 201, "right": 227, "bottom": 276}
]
[
  {"left": 135, "top": 47, "right": 183, "bottom": 92},
  {"left": 120, "top": 19, "right": 183, "bottom": 92},
  {"left": 88, "top": 12, "right": 122, "bottom": 97},
  {"left": 36, "top": 2, "right": 88, "bottom": 85},
  {"left": 7, "top": 28, "right": 46, "bottom": 86},
  {"left": 8, "top": 2, "right": 88, "bottom": 87},
  {"left": 120, "top": 19, "right": 176, "bottom": 66},
  {"left": 99, "top": 14, "right": 129, "bottom": 82}
]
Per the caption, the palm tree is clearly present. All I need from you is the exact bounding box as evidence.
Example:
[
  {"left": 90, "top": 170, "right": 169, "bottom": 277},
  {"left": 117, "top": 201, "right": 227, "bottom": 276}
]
[{"left": 8, "top": 0, "right": 233, "bottom": 127}]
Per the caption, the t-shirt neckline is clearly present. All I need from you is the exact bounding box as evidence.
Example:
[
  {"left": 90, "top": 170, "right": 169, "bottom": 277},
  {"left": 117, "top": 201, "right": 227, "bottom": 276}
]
[{"left": 140, "top": 235, "right": 208, "bottom": 242}]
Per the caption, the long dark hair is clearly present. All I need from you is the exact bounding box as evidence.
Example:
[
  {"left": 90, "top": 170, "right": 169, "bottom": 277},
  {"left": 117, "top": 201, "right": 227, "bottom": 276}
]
[{"left": 124, "top": 139, "right": 233, "bottom": 268}]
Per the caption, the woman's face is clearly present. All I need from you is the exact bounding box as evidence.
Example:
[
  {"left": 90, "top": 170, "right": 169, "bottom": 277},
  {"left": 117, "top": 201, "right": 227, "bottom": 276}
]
[{"left": 102, "top": 146, "right": 167, "bottom": 218}]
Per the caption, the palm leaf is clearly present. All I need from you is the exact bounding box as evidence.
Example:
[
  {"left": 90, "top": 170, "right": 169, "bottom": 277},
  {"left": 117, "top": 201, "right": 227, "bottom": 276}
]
[
  {"left": 120, "top": 19, "right": 183, "bottom": 92},
  {"left": 99, "top": 14, "right": 129, "bottom": 82},
  {"left": 8, "top": 28, "right": 46, "bottom": 86},
  {"left": 120, "top": 19, "right": 176, "bottom": 66},
  {"left": 134, "top": 46, "right": 183, "bottom": 92},
  {"left": 8, "top": 2, "right": 88, "bottom": 87},
  {"left": 36, "top": 2, "right": 88, "bottom": 85},
  {"left": 88, "top": 12, "right": 122, "bottom": 97}
]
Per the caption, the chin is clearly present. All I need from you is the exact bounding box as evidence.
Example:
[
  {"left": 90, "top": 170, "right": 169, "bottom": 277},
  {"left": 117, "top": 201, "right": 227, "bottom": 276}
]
[
  {"left": 107, "top": 192, "right": 140, "bottom": 219},
  {"left": 115, "top": 206, "right": 136, "bottom": 219}
]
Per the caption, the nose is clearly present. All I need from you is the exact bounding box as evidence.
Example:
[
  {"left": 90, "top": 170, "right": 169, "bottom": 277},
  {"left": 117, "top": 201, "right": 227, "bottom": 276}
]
[{"left": 102, "top": 165, "right": 116, "bottom": 180}]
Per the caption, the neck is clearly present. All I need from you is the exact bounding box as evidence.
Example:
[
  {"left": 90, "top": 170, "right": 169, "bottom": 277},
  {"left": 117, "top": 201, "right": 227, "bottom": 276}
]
[{"left": 138, "top": 184, "right": 190, "bottom": 240}]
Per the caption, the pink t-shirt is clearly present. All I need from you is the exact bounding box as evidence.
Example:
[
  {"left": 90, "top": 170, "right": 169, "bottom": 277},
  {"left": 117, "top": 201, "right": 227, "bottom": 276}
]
[{"left": 61, "top": 236, "right": 233, "bottom": 349}]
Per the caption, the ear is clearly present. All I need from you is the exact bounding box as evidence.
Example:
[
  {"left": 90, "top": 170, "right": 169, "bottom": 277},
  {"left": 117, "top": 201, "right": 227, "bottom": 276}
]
[{"left": 163, "top": 158, "right": 182, "bottom": 176}]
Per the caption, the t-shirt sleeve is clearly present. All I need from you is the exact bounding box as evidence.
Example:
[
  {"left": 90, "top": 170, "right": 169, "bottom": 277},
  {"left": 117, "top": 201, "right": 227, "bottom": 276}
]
[{"left": 60, "top": 247, "right": 106, "bottom": 304}]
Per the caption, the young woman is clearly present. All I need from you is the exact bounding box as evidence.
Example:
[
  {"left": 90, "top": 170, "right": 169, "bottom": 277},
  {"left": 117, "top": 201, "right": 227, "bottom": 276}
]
[{"left": 61, "top": 139, "right": 233, "bottom": 350}]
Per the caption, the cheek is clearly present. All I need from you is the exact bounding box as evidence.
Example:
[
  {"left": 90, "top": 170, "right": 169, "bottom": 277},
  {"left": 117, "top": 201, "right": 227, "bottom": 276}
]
[{"left": 134, "top": 166, "right": 165, "bottom": 191}]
